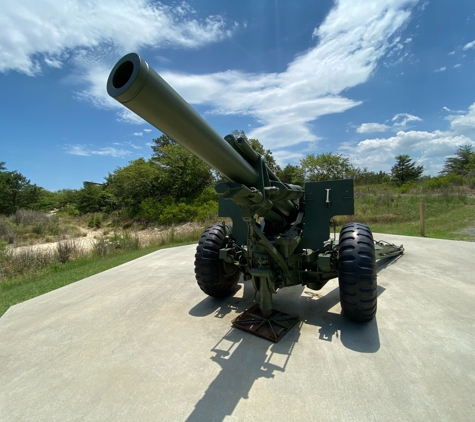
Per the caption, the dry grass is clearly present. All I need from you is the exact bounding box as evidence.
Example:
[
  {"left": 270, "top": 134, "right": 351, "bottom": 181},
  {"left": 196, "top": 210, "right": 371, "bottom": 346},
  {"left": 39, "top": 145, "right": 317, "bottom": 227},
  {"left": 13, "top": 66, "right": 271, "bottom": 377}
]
[{"left": 0, "top": 220, "right": 213, "bottom": 282}]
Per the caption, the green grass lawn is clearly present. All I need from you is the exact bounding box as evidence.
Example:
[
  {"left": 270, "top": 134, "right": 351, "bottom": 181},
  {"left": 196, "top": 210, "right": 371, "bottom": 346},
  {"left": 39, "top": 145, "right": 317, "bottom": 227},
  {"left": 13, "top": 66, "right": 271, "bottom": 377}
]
[{"left": 338, "top": 190, "right": 475, "bottom": 241}]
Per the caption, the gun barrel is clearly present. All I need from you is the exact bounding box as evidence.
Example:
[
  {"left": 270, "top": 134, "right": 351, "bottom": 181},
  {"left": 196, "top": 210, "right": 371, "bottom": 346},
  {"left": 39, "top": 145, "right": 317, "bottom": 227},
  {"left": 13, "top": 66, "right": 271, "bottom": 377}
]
[{"left": 107, "top": 53, "right": 258, "bottom": 186}]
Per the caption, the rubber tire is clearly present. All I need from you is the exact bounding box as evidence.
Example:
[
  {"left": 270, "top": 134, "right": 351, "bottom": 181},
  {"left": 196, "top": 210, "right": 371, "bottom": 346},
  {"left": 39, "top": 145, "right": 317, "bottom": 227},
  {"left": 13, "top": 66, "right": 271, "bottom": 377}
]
[
  {"left": 195, "top": 224, "right": 240, "bottom": 298},
  {"left": 338, "top": 222, "right": 377, "bottom": 322}
]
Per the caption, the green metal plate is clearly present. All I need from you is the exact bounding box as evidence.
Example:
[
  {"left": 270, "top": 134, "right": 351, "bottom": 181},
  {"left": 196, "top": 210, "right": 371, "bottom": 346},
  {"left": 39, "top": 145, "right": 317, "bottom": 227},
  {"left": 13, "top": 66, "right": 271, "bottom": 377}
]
[{"left": 300, "top": 179, "right": 354, "bottom": 249}]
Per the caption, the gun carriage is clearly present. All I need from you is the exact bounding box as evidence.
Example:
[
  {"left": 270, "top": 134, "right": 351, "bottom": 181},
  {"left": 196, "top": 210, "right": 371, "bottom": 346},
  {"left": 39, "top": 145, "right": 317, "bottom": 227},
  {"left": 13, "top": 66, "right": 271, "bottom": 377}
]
[{"left": 107, "top": 53, "right": 403, "bottom": 341}]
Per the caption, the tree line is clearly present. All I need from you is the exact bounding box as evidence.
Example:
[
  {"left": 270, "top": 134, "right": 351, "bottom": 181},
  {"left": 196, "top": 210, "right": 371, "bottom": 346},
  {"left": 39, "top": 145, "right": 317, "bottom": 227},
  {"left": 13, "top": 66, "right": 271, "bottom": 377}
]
[{"left": 1, "top": 134, "right": 474, "bottom": 221}]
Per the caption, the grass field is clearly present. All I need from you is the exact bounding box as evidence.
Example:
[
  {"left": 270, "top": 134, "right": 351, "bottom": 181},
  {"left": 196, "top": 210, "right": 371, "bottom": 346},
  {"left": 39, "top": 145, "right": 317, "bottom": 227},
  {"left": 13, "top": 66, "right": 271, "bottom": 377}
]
[{"left": 338, "top": 188, "right": 475, "bottom": 241}]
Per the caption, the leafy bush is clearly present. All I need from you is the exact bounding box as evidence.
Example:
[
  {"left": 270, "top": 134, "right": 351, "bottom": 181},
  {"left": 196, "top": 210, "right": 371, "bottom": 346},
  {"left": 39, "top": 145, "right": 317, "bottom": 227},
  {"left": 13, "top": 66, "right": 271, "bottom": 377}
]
[
  {"left": 139, "top": 197, "right": 162, "bottom": 221},
  {"left": 87, "top": 213, "right": 103, "bottom": 229},
  {"left": 399, "top": 182, "right": 417, "bottom": 193},
  {"left": 422, "top": 174, "right": 467, "bottom": 191},
  {"left": 422, "top": 177, "right": 450, "bottom": 191},
  {"left": 159, "top": 202, "right": 198, "bottom": 225},
  {"left": 139, "top": 190, "right": 218, "bottom": 225},
  {"left": 60, "top": 204, "right": 80, "bottom": 217}
]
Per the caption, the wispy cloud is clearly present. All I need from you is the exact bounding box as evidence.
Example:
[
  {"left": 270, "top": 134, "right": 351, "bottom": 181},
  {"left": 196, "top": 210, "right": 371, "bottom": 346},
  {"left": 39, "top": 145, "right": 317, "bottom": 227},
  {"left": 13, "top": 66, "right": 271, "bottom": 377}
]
[
  {"left": 392, "top": 113, "right": 422, "bottom": 127},
  {"left": 462, "top": 40, "right": 475, "bottom": 50},
  {"left": 356, "top": 113, "right": 421, "bottom": 133},
  {"left": 64, "top": 144, "right": 132, "bottom": 158},
  {"left": 434, "top": 66, "right": 446, "bottom": 72},
  {"left": 0, "top": 0, "right": 234, "bottom": 76},
  {"left": 356, "top": 123, "right": 391, "bottom": 134},
  {"left": 147, "top": 0, "right": 418, "bottom": 149}
]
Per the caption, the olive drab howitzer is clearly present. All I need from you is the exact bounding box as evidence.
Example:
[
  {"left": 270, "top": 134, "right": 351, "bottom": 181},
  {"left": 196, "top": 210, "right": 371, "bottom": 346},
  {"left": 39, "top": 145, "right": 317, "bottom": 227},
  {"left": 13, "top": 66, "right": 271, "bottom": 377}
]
[{"left": 107, "top": 53, "right": 404, "bottom": 341}]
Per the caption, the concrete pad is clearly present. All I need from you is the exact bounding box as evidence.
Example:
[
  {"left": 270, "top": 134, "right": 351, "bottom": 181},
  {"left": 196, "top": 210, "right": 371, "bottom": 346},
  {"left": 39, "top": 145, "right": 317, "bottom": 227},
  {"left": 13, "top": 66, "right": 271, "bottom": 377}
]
[{"left": 1, "top": 234, "right": 474, "bottom": 421}]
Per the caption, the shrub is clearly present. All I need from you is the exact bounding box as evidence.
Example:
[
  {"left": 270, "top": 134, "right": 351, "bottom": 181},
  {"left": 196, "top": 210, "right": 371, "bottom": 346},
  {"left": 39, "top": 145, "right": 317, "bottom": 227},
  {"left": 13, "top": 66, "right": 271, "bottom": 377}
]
[
  {"left": 139, "top": 198, "right": 162, "bottom": 221},
  {"left": 399, "top": 181, "right": 417, "bottom": 193},
  {"left": 56, "top": 238, "right": 79, "bottom": 264},
  {"left": 87, "top": 213, "right": 103, "bottom": 229},
  {"left": 92, "top": 231, "right": 140, "bottom": 257},
  {"left": 12, "top": 209, "right": 48, "bottom": 226},
  {"left": 0, "top": 246, "right": 55, "bottom": 279},
  {"left": 422, "top": 177, "right": 449, "bottom": 191},
  {"left": 0, "top": 219, "right": 15, "bottom": 244}
]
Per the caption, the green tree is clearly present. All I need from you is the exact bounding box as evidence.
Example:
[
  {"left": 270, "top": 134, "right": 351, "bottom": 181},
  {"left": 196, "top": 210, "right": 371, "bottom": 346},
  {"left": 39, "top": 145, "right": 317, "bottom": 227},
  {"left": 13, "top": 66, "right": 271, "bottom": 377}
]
[
  {"left": 300, "top": 152, "right": 354, "bottom": 181},
  {"left": 150, "top": 134, "right": 213, "bottom": 200},
  {"left": 0, "top": 164, "right": 40, "bottom": 214},
  {"left": 276, "top": 164, "right": 304, "bottom": 186},
  {"left": 106, "top": 158, "right": 162, "bottom": 216},
  {"left": 440, "top": 145, "right": 475, "bottom": 177},
  {"left": 391, "top": 154, "right": 424, "bottom": 186},
  {"left": 75, "top": 183, "right": 118, "bottom": 214},
  {"left": 33, "top": 188, "right": 62, "bottom": 211},
  {"left": 354, "top": 168, "right": 390, "bottom": 186}
]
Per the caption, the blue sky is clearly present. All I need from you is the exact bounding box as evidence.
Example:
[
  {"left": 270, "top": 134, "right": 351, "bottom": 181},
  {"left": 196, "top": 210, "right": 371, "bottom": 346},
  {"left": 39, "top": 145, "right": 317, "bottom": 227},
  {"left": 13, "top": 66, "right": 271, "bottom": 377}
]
[{"left": 1, "top": 0, "right": 475, "bottom": 191}]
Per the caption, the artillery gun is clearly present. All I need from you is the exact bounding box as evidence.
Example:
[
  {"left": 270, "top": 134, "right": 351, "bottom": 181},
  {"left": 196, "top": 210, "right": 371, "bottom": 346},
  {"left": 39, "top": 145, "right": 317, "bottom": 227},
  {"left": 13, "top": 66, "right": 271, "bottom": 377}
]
[{"left": 107, "top": 53, "right": 404, "bottom": 341}]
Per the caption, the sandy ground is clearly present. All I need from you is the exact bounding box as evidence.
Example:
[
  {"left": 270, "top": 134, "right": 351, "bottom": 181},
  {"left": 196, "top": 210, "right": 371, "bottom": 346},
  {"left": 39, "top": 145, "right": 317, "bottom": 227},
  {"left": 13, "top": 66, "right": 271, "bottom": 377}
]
[{"left": 6, "top": 222, "right": 206, "bottom": 256}]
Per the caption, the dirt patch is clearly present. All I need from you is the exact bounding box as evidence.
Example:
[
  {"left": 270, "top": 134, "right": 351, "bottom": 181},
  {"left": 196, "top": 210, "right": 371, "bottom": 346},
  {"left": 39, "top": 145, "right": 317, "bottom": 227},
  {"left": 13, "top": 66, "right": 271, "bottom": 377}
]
[{"left": 6, "top": 222, "right": 208, "bottom": 255}]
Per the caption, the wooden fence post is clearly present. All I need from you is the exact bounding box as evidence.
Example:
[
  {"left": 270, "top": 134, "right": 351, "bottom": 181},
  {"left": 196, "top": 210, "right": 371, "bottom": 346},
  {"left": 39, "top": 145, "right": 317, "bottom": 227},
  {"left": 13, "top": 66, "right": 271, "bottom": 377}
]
[{"left": 420, "top": 202, "right": 425, "bottom": 237}]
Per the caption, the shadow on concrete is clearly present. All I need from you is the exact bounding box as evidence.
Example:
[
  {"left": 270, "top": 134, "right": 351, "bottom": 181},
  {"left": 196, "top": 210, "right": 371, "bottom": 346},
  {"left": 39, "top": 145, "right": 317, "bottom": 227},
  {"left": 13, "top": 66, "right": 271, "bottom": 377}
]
[
  {"left": 185, "top": 322, "right": 301, "bottom": 422},
  {"left": 300, "top": 285, "right": 385, "bottom": 353},
  {"left": 189, "top": 255, "right": 401, "bottom": 357},
  {"left": 189, "top": 280, "right": 256, "bottom": 319},
  {"left": 377, "top": 254, "right": 404, "bottom": 273}
]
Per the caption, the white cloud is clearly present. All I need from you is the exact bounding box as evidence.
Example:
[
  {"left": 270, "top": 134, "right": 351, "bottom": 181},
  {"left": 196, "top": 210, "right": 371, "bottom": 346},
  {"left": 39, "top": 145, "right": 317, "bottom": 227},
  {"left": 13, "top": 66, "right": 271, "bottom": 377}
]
[
  {"left": 64, "top": 144, "right": 132, "bottom": 157},
  {"left": 137, "top": 0, "right": 418, "bottom": 150},
  {"left": 356, "top": 113, "right": 421, "bottom": 134},
  {"left": 64, "top": 144, "right": 90, "bottom": 156},
  {"left": 446, "top": 103, "right": 475, "bottom": 135},
  {"left": 343, "top": 104, "right": 475, "bottom": 174},
  {"left": 133, "top": 132, "right": 143, "bottom": 137},
  {"left": 272, "top": 149, "right": 306, "bottom": 166},
  {"left": 342, "top": 130, "right": 474, "bottom": 175},
  {"left": 356, "top": 123, "right": 391, "bottom": 133},
  {"left": 392, "top": 113, "right": 422, "bottom": 127},
  {"left": 0, "top": 0, "right": 234, "bottom": 76},
  {"left": 462, "top": 40, "right": 475, "bottom": 50},
  {"left": 434, "top": 66, "right": 446, "bottom": 72},
  {"left": 143, "top": 129, "right": 152, "bottom": 132},
  {"left": 4, "top": 0, "right": 420, "bottom": 156},
  {"left": 443, "top": 106, "right": 464, "bottom": 114},
  {"left": 454, "top": 63, "right": 462, "bottom": 68}
]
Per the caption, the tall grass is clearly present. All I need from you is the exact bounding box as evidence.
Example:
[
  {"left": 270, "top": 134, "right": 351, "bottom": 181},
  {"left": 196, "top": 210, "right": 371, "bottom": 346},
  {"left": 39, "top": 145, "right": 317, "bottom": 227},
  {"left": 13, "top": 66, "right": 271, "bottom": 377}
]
[
  {"left": 334, "top": 186, "right": 475, "bottom": 240},
  {"left": 0, "top": 222, "right": 207, "bottom": 284},
  {"left": 0, "top": 209, "right": 82, "bottom": 245}
]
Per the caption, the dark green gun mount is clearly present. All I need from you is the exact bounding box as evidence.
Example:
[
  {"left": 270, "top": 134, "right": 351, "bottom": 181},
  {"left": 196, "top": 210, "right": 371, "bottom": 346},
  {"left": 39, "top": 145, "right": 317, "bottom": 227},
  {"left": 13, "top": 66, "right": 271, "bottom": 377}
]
[{"left": 107, "top": 53, "right": 404, "bottom": 341}]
